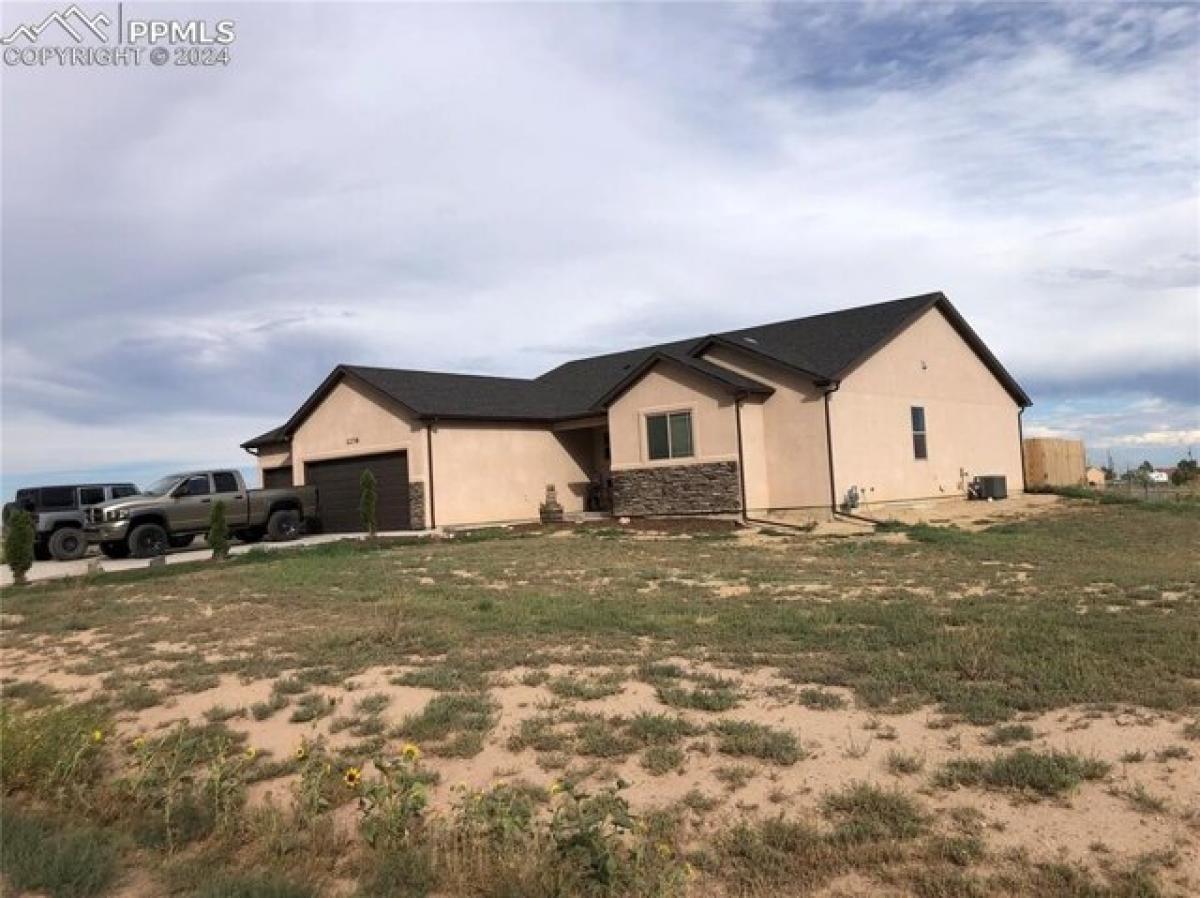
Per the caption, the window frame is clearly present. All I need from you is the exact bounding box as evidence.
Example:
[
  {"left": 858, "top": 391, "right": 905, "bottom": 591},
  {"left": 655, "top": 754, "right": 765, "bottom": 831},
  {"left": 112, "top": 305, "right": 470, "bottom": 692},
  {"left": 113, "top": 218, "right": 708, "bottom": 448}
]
[
  {"left": 179, "top": 475, "right": 212, "bottom": 497},
  {"left": 78, "top": 487, "right": 106, "bottom": 506},
  {"left": 911, "top": 406, "right": 928, "bottom": 460},
  {"left": 212, "top": 472, "right": 240, "bottom": 494},
  {"left": 644, "top": 409, "right": 696, "bottom": 461}
]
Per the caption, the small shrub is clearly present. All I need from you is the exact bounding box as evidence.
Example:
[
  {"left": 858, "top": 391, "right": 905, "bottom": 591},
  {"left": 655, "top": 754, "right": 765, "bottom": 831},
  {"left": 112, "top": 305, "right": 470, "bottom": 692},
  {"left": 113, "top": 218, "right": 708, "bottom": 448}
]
[
  {"left": 1155, "top": 745, "right": 1191, "bottom": 762},
  {"left": 1119, "top": 749, "right": 1146, "bottom": 763},
  {"left": 289, "top": 693, "right": 333, "bottom": 723},
  {"left": 355, "top": 693, "right": 391, "bottom": 716},
  {"left": 656, "top": 682, "right": 739, "bottom": 712},
  {"left": 822, "top": 781, "right": 928, "bottom": 843},
  {"left": 796, "top": 688, "right": 846, "bottom": 710},
  {"left": 885, "top": 749, "right": 925, "bottom": 775},
  {"left": 682, "top": 788, "right": 720, "bottom": 813},
  {"left": 927, "top": 833, "right": 986, "bottom": 867},
  {"left": 3, "top": 509, "right": 35, "bottom": 585},
  {"left": 983, "top": 723, "right": 1035, "bottom": 746},
  {"left": 641, "top": 744, "right": 685, "bottom": 775},
  {"left": 391, "top": 665, "right": 486, "bottom": 692},
  {"left": 935, "top": 749, "right": 1109, "bottom": 797},
  {"left": 251, "top": 693, "right": 288, "bottom": 721},
  {"left": 360, "top": 469, "right": 378, "bottom": 538},
  {"left": 395, "top": 693, "right": 495, "bottom": 757},
  {"left": 203, "top": 704, "right": 245, "bottom": 723},
  {"left": 272, "top": 676, "right": 307, "bottom": 695},
  {"left": 709, "top": 816, "right": 832, "bottom": 892},
  {"left": 575, "top": 717, "right": 636, "bottom": 758},
  {"left": 208, "top": 501, "right": 230, "bottom": 561},
  {"left": 625, "top": 712, "right": 698, "bottom": 746},
  {"left": 0, "top": 808, "right": 119, "bottom": 898},
  {"left": 118, "top": 683, "right": 162, "bottom": 711},
  {"left": 2, "top": 679, "right": 59, "bottom": 708},
  {"left": 547, "top": 671, "right": 624, "bottom": 701},
  {"left": 713, "top": 720, "right": 803, "bottom": 765},
  {"left": 714, "top": 764, "right": 755, "bottom": 791},
  {"left": 1181, "top": 720, "right": 1200, "bottom": 742}
]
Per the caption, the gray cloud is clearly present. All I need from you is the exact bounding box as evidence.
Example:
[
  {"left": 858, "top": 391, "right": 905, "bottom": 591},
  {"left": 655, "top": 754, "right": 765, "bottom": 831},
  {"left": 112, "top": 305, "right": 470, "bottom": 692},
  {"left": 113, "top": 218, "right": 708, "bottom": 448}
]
[{"left": 2, "top": 1, "right": 1198, "bottom": 487}]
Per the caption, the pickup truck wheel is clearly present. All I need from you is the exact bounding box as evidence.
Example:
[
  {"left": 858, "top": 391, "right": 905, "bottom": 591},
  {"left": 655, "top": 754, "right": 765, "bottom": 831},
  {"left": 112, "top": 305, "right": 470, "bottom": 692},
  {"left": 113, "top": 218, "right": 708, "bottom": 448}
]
[
  {"left": 266, "top": 509, "right": 301, "bottom": 541},
  {"left": 100, "top": 541, "right": 130, "bottom": 559},
  {"left": 34, "top": 542, "right": 52, "bottom": 562},
  {"left": 49, "top": 527, "right": 88, "bottom": 561},
  {"left": 129, "top": 523, "right": 169, "bottom": 559},
  {"left": 168, "top": 534, "right": 195, "bottom": 549}
]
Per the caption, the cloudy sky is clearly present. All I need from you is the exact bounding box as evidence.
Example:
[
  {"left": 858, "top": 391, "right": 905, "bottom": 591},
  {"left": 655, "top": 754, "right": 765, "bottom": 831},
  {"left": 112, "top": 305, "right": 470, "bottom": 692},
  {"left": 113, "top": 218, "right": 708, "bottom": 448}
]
[{"left": 2, "top": 1, "right": 1197, "bottom": 495}]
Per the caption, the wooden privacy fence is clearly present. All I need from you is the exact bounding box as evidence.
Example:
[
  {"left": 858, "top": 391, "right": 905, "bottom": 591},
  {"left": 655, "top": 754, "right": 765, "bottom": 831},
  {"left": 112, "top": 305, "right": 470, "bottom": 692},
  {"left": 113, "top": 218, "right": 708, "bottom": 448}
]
[{"left": 1024, "top": 438, "right": 1086, "bottom": 488}]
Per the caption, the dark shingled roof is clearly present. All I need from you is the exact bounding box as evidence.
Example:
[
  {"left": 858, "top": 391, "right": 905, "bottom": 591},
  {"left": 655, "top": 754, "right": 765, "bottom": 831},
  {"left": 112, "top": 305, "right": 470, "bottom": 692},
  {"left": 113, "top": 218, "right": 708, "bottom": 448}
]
[
  {"left": 242, "top": 292, "right": 1030, "bottom": 447},
  {"left": 241, "top": 425, "right": 288, "bottom": 450}
]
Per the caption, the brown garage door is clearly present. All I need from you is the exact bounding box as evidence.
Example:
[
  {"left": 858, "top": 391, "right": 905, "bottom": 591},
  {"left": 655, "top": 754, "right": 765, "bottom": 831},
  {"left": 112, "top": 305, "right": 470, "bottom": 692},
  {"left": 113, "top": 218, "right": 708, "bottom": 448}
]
[
  {"left": 263, "top": 466, "right": 293, "bottom": 489},
  {"left": 305, "top": 451, "right": 410, "bottom": 533}
]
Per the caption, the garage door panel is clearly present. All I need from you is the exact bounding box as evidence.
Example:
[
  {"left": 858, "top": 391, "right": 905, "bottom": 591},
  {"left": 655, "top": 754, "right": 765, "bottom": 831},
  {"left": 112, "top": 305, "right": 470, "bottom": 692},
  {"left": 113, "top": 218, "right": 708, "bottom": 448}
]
[
  {"left": 306, "top": 452, "right": 410, "bottom": 532},
  {"left": 263, "top": 466, "right": 293, "bottom": 489}
]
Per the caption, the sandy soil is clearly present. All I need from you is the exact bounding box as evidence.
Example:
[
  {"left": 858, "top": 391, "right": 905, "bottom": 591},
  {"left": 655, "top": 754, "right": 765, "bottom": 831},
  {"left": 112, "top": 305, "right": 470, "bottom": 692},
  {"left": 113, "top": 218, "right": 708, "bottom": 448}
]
[{"left": 17, "top": 656, "right": 1183, "bottom": 887}]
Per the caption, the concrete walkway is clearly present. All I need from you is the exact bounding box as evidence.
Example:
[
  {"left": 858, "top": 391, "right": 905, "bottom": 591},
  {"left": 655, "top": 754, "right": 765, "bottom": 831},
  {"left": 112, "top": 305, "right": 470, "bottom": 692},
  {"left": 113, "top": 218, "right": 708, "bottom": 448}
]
[{"left": 0, "top": 530, "right": 433, "bottom": 587}]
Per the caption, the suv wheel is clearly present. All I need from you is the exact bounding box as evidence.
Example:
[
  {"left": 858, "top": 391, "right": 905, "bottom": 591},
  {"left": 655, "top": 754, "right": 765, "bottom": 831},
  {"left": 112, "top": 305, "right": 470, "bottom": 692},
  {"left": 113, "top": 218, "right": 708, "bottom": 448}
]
[
  {"left": 100, "top": 541, "right": 130, "bottom": 559},
  {"left": 266, "top": 509, "right": 301, "bottom": 541},
  {"left": 49, "top": 527, "right": 88, "bottom": 561},
  {"left": 128, "top": 523, "right": 169, "bottom": 559}
]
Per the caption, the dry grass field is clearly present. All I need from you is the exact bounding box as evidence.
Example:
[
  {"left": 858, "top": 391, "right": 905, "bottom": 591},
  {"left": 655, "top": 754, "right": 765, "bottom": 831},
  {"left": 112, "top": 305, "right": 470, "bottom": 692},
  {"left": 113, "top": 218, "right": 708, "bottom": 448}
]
[{"left": 2, "top": 496, "right": 1198, "bottom": 898}]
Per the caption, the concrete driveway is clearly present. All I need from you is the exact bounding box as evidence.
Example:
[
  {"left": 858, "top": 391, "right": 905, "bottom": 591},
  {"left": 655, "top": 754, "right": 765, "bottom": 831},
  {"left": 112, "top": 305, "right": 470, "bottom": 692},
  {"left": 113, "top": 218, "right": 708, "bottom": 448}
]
[{"left": 0, "top": 530, "right": 432, "bottom": 587}]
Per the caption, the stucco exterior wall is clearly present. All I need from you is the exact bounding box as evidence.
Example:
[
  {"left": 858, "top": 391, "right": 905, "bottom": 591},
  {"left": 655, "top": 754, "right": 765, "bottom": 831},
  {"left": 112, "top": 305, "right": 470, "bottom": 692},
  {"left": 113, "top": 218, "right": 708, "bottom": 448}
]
[
  {"left": 289, "top": 378, "right": 431, "bottom": 524},
  {"left": 607, "top": 363, "right": 739, "bottom": 471},
  {"left": 828, "top": 307, "right": 1023, "bottom": 506},
  {"left": 255, "top": 444, "right": 292, "bottom": 485},
  {"left": 701, "top": 346, "right": 831, "bottom": 511},
  {"left": 430, "top": 423, "right": 592, "bottom": 526}
]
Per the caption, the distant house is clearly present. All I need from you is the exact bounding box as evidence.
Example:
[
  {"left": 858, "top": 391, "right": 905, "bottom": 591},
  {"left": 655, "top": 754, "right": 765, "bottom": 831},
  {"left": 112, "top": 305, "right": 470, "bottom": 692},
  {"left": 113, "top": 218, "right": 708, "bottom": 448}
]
[
  {"left": 1148, "top": 470, "right": 1170, "bottom": 485},
  {"left": 242, "top": 292, "right": 1031, "bottom": 530},
  {"left": 1085, "top": 466, "right": 1106, "bottom": 487}
]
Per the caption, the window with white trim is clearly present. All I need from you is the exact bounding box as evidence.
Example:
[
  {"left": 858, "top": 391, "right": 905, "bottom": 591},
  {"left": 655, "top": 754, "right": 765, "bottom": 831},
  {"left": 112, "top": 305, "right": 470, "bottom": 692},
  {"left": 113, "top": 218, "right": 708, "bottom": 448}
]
[{"left": 646, "top": 411, "right": 694, "bottom": 460}]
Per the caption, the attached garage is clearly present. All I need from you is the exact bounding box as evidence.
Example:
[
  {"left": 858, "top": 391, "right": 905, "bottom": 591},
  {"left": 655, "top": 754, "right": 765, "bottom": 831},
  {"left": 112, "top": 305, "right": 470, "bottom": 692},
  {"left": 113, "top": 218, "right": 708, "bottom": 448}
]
[
  {"left": 262, "top": 466, "right": 294, "bottom": 489},
  {"left": 305, "top": 451, "right": 411, "bottom": 532}
]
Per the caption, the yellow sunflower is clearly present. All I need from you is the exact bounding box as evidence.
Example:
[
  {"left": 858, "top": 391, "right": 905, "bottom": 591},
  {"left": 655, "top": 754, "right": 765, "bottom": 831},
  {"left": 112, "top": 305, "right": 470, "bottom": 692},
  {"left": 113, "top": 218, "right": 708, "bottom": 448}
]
[
  {"left": 294, "top": 744, "right": 308, "bottom": 761},
  {"left": 90, "top": 729, "right": 104, "bottom": 744},
  {"left": 343, "top": 766, "right": 362, "bottom": 788},
  {"left": 244, "top": 747, "right": 258, "bottom": 760},
  {"left": 401, "top": 742, "right": 421, "bottom": 762}
]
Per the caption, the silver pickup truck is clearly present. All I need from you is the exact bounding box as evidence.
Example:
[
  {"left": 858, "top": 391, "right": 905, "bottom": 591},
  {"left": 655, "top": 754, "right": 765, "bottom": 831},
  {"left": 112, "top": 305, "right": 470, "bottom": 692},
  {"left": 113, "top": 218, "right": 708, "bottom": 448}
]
[{"left": 85, "top": 469, "right": 318, "bottom": 559}]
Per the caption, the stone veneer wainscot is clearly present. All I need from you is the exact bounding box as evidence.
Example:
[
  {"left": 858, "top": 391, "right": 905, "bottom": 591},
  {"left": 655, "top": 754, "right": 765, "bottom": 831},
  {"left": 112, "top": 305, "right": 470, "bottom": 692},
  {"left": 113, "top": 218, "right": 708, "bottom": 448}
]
[{"left": 611, "top": 461, "right": 740, "bottom": 516}]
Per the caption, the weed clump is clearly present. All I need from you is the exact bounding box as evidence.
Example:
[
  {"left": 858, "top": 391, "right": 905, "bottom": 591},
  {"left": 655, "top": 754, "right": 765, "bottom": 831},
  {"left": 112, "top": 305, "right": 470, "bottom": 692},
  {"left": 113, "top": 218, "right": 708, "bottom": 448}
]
[{"left": 935, "top": 749, "right": 1109, "bottom": 797}]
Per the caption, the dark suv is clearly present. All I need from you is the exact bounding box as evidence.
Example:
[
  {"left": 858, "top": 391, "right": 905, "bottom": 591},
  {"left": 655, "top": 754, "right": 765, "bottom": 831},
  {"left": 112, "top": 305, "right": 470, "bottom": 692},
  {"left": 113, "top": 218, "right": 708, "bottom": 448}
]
[{"left": 3, "top": 483, "right": 139, "bottom": 561}]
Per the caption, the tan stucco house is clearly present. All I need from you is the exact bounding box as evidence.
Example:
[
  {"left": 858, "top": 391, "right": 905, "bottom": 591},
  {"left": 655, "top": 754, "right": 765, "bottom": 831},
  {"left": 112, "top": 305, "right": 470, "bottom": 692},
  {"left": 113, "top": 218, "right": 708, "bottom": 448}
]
[{"left": 241, "top": 292, "right": 1031, "bottom": 530}]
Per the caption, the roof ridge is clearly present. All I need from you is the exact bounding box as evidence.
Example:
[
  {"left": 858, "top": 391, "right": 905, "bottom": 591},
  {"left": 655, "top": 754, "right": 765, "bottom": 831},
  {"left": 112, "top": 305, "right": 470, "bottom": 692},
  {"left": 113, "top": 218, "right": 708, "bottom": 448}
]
[{"left": 715, "top": 292, "right": 943, "bottom": 338}]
